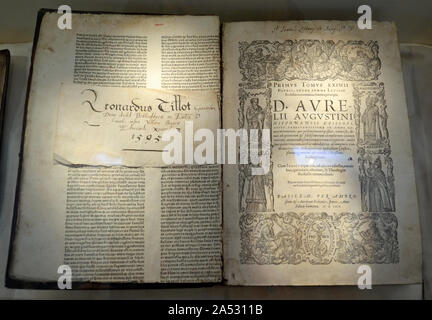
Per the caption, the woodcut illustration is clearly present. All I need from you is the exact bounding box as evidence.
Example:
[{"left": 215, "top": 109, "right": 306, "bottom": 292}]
[
  {"left": 238, "top": 87, "right": 274, "bottom": 213},
  {"left": 354, "top": 82, "right": 395, "bottom": 213},
  {"left": 239, "top": 40, "right": 381, "bottom": 86}
]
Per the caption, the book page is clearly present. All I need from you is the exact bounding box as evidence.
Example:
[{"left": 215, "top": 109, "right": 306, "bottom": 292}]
[
  {"left": 8, "top": 12, "right": 221, "bottom": 285},
  {"left": 222, "top": 21, "right": 422, "bottom": 285}
]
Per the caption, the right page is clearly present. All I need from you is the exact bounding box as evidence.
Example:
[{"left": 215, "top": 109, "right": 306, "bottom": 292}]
[{"left": 222, "top": 20, "right": 422, "bottom": 285}]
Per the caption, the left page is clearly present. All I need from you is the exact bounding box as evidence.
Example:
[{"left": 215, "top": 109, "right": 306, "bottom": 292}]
[{"left": 7, "top": 11, "right": 222, "bottom": 286}]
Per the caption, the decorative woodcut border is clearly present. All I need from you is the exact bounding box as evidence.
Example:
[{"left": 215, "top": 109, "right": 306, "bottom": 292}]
[
  {"left": 240, "top": 212, "right": 399, "bottom": 265},
  {"left": 238, "top": 40, "right": 399, "bottom": 265}
]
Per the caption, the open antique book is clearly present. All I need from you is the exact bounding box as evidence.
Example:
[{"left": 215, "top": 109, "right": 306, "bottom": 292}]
[{"left": 6, "top": 10, "right": 422, "bottom": 288}]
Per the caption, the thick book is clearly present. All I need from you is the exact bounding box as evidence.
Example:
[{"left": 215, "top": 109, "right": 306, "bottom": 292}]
[{"left": 6, "top": 10, "right": 422, "bottom": 288}]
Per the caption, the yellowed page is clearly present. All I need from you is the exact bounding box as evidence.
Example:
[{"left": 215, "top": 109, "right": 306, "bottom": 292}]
[
  {"left": 222, "top": 21, "right": 422, "bottom": 285},
  {"left": 8, "top": 12, "right": 221, "bottom": 284}
]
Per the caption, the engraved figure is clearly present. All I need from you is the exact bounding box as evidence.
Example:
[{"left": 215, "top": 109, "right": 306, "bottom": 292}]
[
  {"left": 249, "top": 47, "right": 267, "bottom": 81},
  {"left": 334, "top": 212, "right": 399, "bottom": 264},
  {"left": 254, "top": 217, "right": 278, "bottom": 263},
  {"left": 293, "top": 43, "right": 313, "bottom": 77},
  {"left": 362, "top": 95, "right": 381, "bottom": 142},
  {"left": 384, "top": 151, "right": 396, "bottom": 211},
  {"left": 244, "top": 163, "right": 267, "bottom": 212},
  {"left": 239, "top": 164, "right": 248, "bottom": 212},
  {"left": 309, "top": 223, "right": 329, "bottom": 258},
  {"left": 272, "top": 214, "right": 304, "bottom": 264},
  {"left": 378, "top": 101, "right": 389, "bottom": 140},
  {"left": 366, "top": 157, "right": 393, "bottom": 212},
  {"left": 238, "top": 92, "right": 274, "bottom": 214},
  {"left": 264, "top": 166, "right": 274, "bottom": 211},
  {"left": 246, "top": 98, "right": 265, "bottom": 132},
  {"left": 358, "top": 148, "right": 369, "bottom": 212},
  {"left": 244, "top": 98, "right": 267, "bottom": 212},
  {"left": 309, "top": 41, "right": 330, "bottom": 77},
  {"left": 351, "top": 51, "right": 371, "bottom": 78}
]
